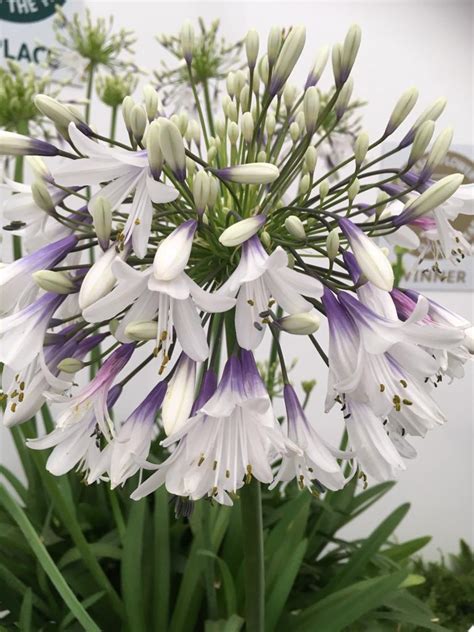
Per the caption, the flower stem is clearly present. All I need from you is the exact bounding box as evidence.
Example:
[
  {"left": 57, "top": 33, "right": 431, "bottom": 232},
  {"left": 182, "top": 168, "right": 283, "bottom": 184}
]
[{"left": 240, "top": 478, "right": 265, "bottom": 632}]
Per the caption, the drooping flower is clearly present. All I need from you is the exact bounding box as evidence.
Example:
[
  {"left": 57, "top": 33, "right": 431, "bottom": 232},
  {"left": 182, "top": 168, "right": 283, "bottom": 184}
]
[
  {"left": 219, "top": 236, "right": 322, "bottom": 349},
  {"left": 52, "top": 123, "right": 179, "bottom": 257},
  {"left": 131, "top": 351, "right": 299, "bottom": 505},
  {"left": 82, "top": 220, "right": 235, "bottom": 363}
]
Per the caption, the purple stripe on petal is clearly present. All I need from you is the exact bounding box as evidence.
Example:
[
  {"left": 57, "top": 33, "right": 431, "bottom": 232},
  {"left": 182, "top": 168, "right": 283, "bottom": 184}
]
[
  {"left": 191, "top": 369, "right": 218, "bottom": 415},
  {"left": 342, "top": 251, "right": 361, "bottom": 284}
]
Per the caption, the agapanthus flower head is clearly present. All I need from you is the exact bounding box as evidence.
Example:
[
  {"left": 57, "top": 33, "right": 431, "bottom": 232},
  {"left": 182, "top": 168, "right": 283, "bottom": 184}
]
[{"left": 1, "top": 20, "right": 472, "bottom": 505}]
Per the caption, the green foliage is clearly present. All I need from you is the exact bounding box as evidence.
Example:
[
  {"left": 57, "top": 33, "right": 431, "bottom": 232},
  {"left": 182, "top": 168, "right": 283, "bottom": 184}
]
[
  {"left": 411, "top": 540, "right": 474, "bottom": 631},
  {"left": 0, "top": 426, "right": 445, "bottom": 631}
]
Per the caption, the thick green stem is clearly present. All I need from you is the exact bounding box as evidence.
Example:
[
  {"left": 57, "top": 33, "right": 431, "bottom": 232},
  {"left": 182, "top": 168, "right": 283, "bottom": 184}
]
[
  {"left": 240, "top": 479, "right": 265, "bottom": 632},
  {"left": 85, "top": 64, "right": 95, "bottom": 124},
  {"left": 110, "top": 105, "right": 118, "bottom": 142},
  {"left": 13, "top": 120, "right": 29, "bottom": 259}
]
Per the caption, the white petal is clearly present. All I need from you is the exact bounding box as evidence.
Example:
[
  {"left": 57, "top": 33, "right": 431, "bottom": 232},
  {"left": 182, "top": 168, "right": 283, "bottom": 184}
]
[{"left": 172, "top": 298, "right": 209, "bottom": 361}]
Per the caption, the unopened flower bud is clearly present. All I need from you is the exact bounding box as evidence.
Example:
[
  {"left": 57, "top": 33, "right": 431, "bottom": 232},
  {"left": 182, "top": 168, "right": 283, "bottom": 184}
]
[
  {"left": 193, "top": 171, "right": 211, "bottom": 214},
  {"left": 394, "top": 173, "right": 464, "bottom": 224},
  {"left": 241, "top": 111, "right": 254, "bottom": 143},
  {"left": 216, "top": 117, "right": 226, "bottom": 139},
  {"left": 158, "top": 118, "right": 186, "bottom": 181},
  {"left": 331, "top": 43, "right": 343, "bottom": 88},
  {"left": 215, "top": 162, "right": 279, "bottom": 185},
  {"left": 305, "top": 45, "right": 330, "bottom": 89},
  {"left": 34, "top": 94, "right": 91, "bottom": 138},
  {"left": 226, "top": 72, "right": 236, "bottom": 98},
  {"left": 143, "top": 84, "right": 159, "bottom": 121},
  {"left": 290, "top": 121, "right": 300, "bottom": 142},
  {"left": 265, "top": 113, "right": 276, "bottom": 137},
  {"left": 207, "top": 146, "right": 217, "bottom": 162},
  {"left": 219, "top": 215, "right": 265, "bottom": 247},
  {"left": 303, "top": 87, "right": 320, "bottom": 134},
  {"left": 422, "top": 127, "right": 454, "bottom": 177},
  {"left": 122, "top": 95, "right": 135, "bottom": 133},
  {"left": 26, "top": 156, "right": 51, "bottom": 181},
  {"left": 162, "top": 353, "right": 196, "bottom": 435},
  {"left": 109, "top": 319, "right": 119, "bottom": 337},
  {"left": 240, "top": 85, "right": 250, "bottom": 112},
  {"left": 270, "top": 25, "right": 306, "bottom": 96},
  {"left": 385, "top": 87, "right": 418, "bottom": 137},
  {"left": 285, "top": 215, "right": 306, "bottom": 239},
  {"left": 407, "top": 120, "right": 435, "bottom": 167},
  {"left": 319, "top": 179, "right": 329, "bottom": 202},
  {"left": 348, "top": 178, "right": 360, "bottom": 202},
  {"left": 335, "top": 78, "right": 353, "bottom": 120},
  {"left": 341, "top": 24, "right": 361, "bottom": 84},
  {"left": 259, "top": 55, "right": 270, "bottom": 86},
  {"left": 326, "top": 227, "right": 340, "bottom": 260},
  {"left": 228, "top": 121, "right": 240, "bottom": 145},
  {"left": 130, "top": 104, "right": 147, "bottom": 143},
  {"left": 267, "top": 26, "right": 282, "bottom": 66},
  {"left": 31, "top": 180, "right": 55, "bottom": 213},
  {"left": 227, "top": 100, "right": 238, "bottom": 122},
  {"left": 354, "top": 131, "right": 369, "bottom": 168},
  {"left": 279, "top": 312, "right": 320, "bottom": 335},
  {"left": 298, "top": 174, "right": 311, "bottom": 196},
  {"left": 235, "top": 71, "right": 246, "bottom": 95},
  {"left": 261, "top": 230, "right": 271, "bottom": 248},
  {"left": 89, "top": 196, "right": 112, "bottom": 250},
  {"left": 57, "top": 358, "right": 84, "bottom": 374},
  {"left": 246, "top": 29, "right": 259, "bottom": 69},
  {"left": 208, "top": 176, "right": 219, "bottom": 207},
  {"left": 181, "top": 20, "right": 195, "bottom": 64},
  {"left": 147, "top": 121, "right": 164, "bottom": 179},
  {"left": 283, "top": 83, "right": 297, "bottom": 109},
  {"left": 0, "top": 131, "right": 58, "bottom": 157},
  {"left": 304, "top": 146, "right": 317, "bottom": 172},
  {"left": 177, "top": 111, "right": 189, "bottom": 136},
  {"left": 124, "top": 320, "right": 157, "bottom": 341},
  {"left": 375, "top": 191, "right": 390, "bottom": 216},
  {"left": 186, "top": 156, "right": 196, "bottom": 176},
  {"left": 33, "top": 270, "right": 75, "bottom": 294},
  {"left": 400, "top": 97, "right": 447, "bottom": 148}
]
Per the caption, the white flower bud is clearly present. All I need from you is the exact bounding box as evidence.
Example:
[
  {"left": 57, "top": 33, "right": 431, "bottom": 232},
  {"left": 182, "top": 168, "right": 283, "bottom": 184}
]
[
  {"left": 407, "top": 120, "right": 435, "bottom": 167},
  {"left": 385, "top": 87, "right": 418, "bottom": 136},
  {"left": 326, "top": 227, "right": 340, "bottom": 260},
  {"left": 240, "top": 86, "right": 250, "bottom": 112},
  {"left": 215, "top": 117, "right": 226, "bottom": 139},
  {"left": 341, "top": 24, "right": 361, "bottom": 82},
  {"left": 257, "top": 150, "right": 267, "bottom": 162},
  {"left": 267, "top": 26, "right": 282, "bottom": 66},
  {"left": 207, "top": 146, "right": 217, "bottom": 162},
  {"left": 298, "top": 174, "right": 311, "bottom": 196},
  {"left": 423, "top": 127, "right": 454, "bottom": 175},
  {"left": 34, "top": 94, "right": 90, "bottom": 138},
  {"left": 283, "top": 83, "right": 297, "bottom": 109},
  {"left": 216, "top": 162, "right": 279, "bottom": 185},
  {"left": 33, "top": 270, "right": 75, "bottom": 294},
  {"left": 143, "top": 84, "right": 159, "bottom": 121},
  {"left": 303, "top": 87, "right": 320, "bottom": 134},
  {"left": 130, "top": 104, "right": 147, "bottom": 143},
  {"left": 319, "top": 179, "right": 329, "bottom": 201},
  {"left": 219, "top": 215, "right": 266, "bottom": 247},
  {"left": 246, "top": 29, "right": 259, "bottom": 68},
  {"left": 79, "top": 246, "right": 122, "bottom": 310},
  {"left": 407, "top": 98, "right": 447, "bottom": 144},
  {"left": 290, "top": 121, "right": 300, "bottom": 142},
  {"left": 31, "top": 180, "right": 55, "bottom": 213},
  {"left": 348, "top": 178, "right": 360, "bottom": 202},
  {"left": 56, "top": 358, "right": 84, "bottom": 374},
  {"left": 147, "top": 120, "right": 163, "bottom": 179},
  {"left": 354, "top": 131, "right": 369, "bottom": 168},
  {"left": 261, "top": 230, "right": 271, "bottom": 248},
  {"left": 186, "top": 156, "right": 196, "bottom": 176},
  {"left": 177, "top": 111, "right": 189, "bottom": 136},
  {"left": 180, "top": 20, "right": 194, "bottom": 63},
  {"left": 259, "top": 54, "right": 270, "bottom": 86},
  {"left": 270, "top": 26, "right": 306, "bottom": 96},
  {"left": 235, "top": 71, "right": 246, "bottom": 96},
  {"left": 265, "top": 113, "right": 276, "bottom": 137},
  {"left": 193, "top": 171, "right": 211, "bottom": 214},
  {"left": 402, "top": 173, "right": 464, "bottom": 220},
  {"left": 122, "top": 95, "right": 135, "bottom": 132},
  {"left": 335, "top": 77, "right": 353, "bottom": 119},
  {"left": 375, "top": 191, "right": 390, "bottom": 216},
  {"left": 285, "top": 215, "right": 306, "bottom": 239},
  {"left": 208, "top": 175, "right": 219, "bottom": 207},
  {"left": 162, "top": 354, "right": 196, "bottom": 436},
  {"left": 228, "top": 121, "right": 240, "bottom": 145},
  {"left": 305, "top": 45, "right": 330, "bottom": 88},
  {"left": 279, "top": 312, "right": 320, "bottom": 335},
  {"left": 252, "top": 67, "right": 260, "bottom": 93},
  {"left": 158, "top": 117, "right": 186, "bottom": 180},
  {"left": 227, "top": 100, "right": 238, "bottom": 123},
  {"left": 124, "top": 320, "right": 157, "bottom": 341},
  {"left": 331, "top": 43, "right": 343, "bottom": 87},
  {"left": 304, "top": 146, "right": 317, "bottom": 172},
  {"left": 190, "top": 119, "right": 201, "bottom": 145},
  {"left": 226, "top": 72, "right": 236, "bottom": 97},
  {"left": 241, "top": 111, "right": 254, "bottom": 143},
  {"left": 89, "top": 196, "right": 112, "bottom": 250},
  {"left": 26, "top": 156, "right": 51, "bottom": 180}
]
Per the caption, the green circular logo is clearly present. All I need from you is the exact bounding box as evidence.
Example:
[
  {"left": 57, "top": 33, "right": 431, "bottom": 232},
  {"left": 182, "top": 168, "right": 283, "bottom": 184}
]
[{"left": 0, "top": 0, "right": 66, "bottom": 23}]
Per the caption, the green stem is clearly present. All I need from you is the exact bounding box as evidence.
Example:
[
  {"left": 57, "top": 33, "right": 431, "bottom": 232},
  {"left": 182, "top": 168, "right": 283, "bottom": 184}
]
[
  {"left": 202, "top": 502, "right": 219, "bottom": 620},
  {"left": 240, "top": 479, "right": 265, "bottom": 632},
  {"left": 85, "top": 64, "right": 95, "bottom": 124},
  {"left": 13, "top": 119, "right": 29, "bottom": 259},
  {"left": 110, "top": 105, "right": 118, "bottom": 142}
]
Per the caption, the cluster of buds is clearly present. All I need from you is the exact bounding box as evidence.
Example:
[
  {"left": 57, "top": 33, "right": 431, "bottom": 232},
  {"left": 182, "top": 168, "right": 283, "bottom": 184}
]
[{"left": 0, "top": 22, "right": 472, "bottom": 506}]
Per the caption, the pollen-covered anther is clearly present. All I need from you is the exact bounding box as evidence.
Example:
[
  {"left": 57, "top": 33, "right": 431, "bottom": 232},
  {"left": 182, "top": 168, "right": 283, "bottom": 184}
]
[
  {"left": 198, "top": 455, "right": 205, "bottom": 466},
  {"left": 245, "top": 464, "right": 253, "bottom": 484},
  {"left": 247, "top": 299, "right": 255, "bottom": 306}
]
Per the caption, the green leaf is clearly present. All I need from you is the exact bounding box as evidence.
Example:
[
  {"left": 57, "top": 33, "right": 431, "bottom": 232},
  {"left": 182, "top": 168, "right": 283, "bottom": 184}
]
[
  {"left": 322, "top": 503, "right": 410, "bottom": 595},
  {"left": 59, "top": 591, "right": 106, "bottom": 630},
  {"left": 399, "top": 573, "right": 426, "bottom": 588},
  {"left": 383, "top": 536, "right": 431, "bottom": 562},
  {"left": 153, "top": 487, "right": 170, "bottom": 632},
  {"left": 122, "top": 499, "right": 147, "bottom": 632},
  {"left": 19, "top": 588, "right": 33, "bottom": 632},
  {"left": 199, "top": 551, "right": 238, "bottom": 618},
  {"left": 0, "top": 465, "right": 27, "bottom": 503},
  {"left": 58, "top": 543, "right": 122, "bottom": 569},
  {"left": 291, "top": 570, "right": 409, "bottom": 632},
  {"left": 205, "top": 614, "right": 244, "bottom": 632},
  {"left": 0, "top": 563, "right": 49, "bottom": 615},
  {"left": 265, "top": 539, "right": 307, "bottom": 632},
  {"left": 0, "top": 484, "right": 101, "bottom": 632},
  {"left": 377, "top": 610, "right": 450, "bottom": 631}
]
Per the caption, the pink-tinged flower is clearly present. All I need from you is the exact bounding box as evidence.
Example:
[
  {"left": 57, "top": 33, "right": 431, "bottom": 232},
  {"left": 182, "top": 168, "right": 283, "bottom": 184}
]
[
  {"left": 131, "top": 351, "right": 299, "bottom": 505},
  {"left": 27, "top": 385, "right": 122, "bottom": 479},
  {"left": 0, "top": 234, "right": 78, "bottom": 315},
  {"left": 219, "top": 236, "right": 322, "bottom": 350},
  {"left": 82, "top": 220, "right": 235, "bottom": 363},
  {"left": 52, "top": 124, "right": 180, "bottom": 258},
  {"left": 271, "top": 384, "right": 349, "bottom": 492}
]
